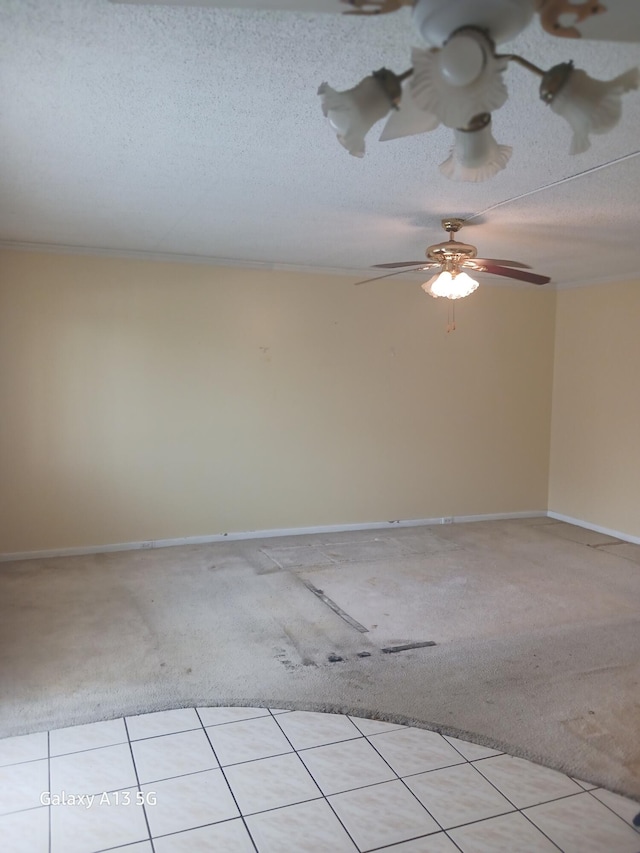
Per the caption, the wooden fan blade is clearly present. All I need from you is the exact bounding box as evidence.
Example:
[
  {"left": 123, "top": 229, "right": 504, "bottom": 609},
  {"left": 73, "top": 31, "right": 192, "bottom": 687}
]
[
  {"left": 467, "top": 258, "right": 532, "bottom": 270},
  {"left": 354, "top": 266, "right": 438, "bottom": 285},
  {"left": 373, "top": 261, "right": 435, "bottom": 269},
  {"left": 474, "top": 263, "right": 551, "bottom": 285}
]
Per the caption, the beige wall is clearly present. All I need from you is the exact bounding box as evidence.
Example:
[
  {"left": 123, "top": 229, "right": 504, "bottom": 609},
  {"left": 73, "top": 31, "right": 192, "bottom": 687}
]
[
  {"left": 548, "top": 280, "right": 640, "bottom": 539},
  {"left": 0, "top": 250, "right": 555, "bottom": 554}
]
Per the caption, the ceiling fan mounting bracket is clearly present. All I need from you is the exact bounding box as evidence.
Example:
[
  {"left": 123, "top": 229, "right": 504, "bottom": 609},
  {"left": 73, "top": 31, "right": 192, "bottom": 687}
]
[{"left": 441, "top": 218, "right": 465, "bottom": 233}]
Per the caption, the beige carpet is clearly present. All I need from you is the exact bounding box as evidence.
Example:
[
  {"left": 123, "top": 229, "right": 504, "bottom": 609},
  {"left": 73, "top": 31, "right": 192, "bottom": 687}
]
[{"left": 1, "top": 518, "right": 640, "bottom": 799}]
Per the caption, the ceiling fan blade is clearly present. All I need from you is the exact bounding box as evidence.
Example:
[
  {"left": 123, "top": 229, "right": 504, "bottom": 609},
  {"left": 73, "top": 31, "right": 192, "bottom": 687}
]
[
  {"left": 541, "top": 0, "right": 640, "bottom": 41},
  {"left": 354, "top": 267, "right": 438, "bottom": 286},
  {"left": 373, "top": 261, "right": 435, "bottom": 269},
  {"left": 468, "top": 258, "right": 532, "bottom": 270},
  {"left": 475, "top": 263, "right": 551, "bottom": 285}
]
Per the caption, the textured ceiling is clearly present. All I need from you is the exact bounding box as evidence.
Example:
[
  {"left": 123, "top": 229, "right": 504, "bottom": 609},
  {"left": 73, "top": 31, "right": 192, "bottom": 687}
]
[{"left": 1, "top": 0, "right": 639, "bottom": 287}]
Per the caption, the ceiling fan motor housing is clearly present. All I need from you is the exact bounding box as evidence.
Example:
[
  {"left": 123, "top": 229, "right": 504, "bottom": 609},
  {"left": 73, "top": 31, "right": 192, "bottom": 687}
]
[
  {"left": 426, "top": 216, "right": 477, "bottom": 266},
  {"left": 426, "top": 239, "right": 477, "bottom": 264}
]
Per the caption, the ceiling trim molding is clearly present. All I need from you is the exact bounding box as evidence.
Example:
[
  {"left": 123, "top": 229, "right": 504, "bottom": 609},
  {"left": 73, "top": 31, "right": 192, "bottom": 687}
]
[
  {"left": 0, "top": 239, "right": 376, "bottom": 280},
  {"left": 2, "top": 239, "right": 630, "bottom": 289}
]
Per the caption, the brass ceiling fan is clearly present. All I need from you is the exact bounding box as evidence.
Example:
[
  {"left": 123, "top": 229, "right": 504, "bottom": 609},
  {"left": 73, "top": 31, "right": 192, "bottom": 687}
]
[{"left": 356, "top": 217, "right": 551, "bottom": 299}]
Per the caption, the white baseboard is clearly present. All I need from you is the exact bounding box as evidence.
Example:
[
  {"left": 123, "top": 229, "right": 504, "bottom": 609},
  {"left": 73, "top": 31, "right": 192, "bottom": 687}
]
[
  {"left": 546, "top": 511, "right": 640, "bottom": 545},
  {"left": 0, "top": 511, "right": 546, "bottom": 562}
]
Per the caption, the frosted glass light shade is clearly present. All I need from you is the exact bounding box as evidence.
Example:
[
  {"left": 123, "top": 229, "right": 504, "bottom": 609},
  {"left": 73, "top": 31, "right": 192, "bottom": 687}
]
[
  {"left": 410, "top": 32, "right": 508, "bottom": 129},
  {"left": 547, "top": 66, "right": 639, "bottom": 155},
  {"left": 440, "top": 34, "right": 485, "bottom": 86},
  {"left": 423, "top": 270, "right": 479, "bottom": 299},
  {"left": 319, "top": 71, "right": 401, "bottom": 158},
  {"left": 439, "top": 119, "right": 511, "bottom": 182}
]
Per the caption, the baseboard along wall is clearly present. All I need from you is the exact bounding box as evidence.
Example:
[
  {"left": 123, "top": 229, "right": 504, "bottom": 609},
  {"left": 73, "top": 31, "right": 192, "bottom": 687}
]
[{"left": 0, "top": 511, "right": 547, "bottom": 562}]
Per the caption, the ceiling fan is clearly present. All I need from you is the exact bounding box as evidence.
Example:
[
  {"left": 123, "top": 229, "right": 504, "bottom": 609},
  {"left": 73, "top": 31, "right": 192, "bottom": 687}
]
[
  {"left": 356, "top": 217, "right": 551, "bottom": 298},
  {"left": 111, "top": 1, "right": 639, "bottom": 182}
]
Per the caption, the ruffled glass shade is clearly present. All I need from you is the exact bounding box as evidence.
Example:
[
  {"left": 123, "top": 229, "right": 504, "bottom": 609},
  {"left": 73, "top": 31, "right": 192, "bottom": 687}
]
[
  {"left": 319, "top": 70, "right": 402, "bottom": 157},
  {"left": 439, "top": 118, "right": 511, "bottom": 182},
  {"left": 547, "top": 66, "right": 639, "bottom": 155},
  {"left": 410, "top": 31, "right": 509, "bottom": 129},
  {"left": 422, "top": 271, "right": 479, "bottom": 299}
]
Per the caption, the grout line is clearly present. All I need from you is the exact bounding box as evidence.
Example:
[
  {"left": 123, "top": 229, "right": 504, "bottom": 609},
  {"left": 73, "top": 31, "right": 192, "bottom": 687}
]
[
  {"left": 361, "top": 730, "right": 448, "bottom": 836},
  {"left": 0, "top": 755, "right": 55, "bottom": 769},
  {"left": 6, "top": 707, "right": 640, "bottom": 851},
  {"left": 517, "top": 808, "right": 567, "bottom": 850},
  {"left": 125, "top": 727, "right": 200, "bottom": 744},
  {"left": 268, "top": 709, "right": 363, "bottom": 851},
  {"left": 95, "top": 839, "right": 162, "bottom": 852},
  {"left": 48, "top": 740, "right": 130, "bottom": 761},
  {"left": 583, "top": 786, "right": 640, "bottom": 830},
  {"left": 122, "top": 717, "right": 156, "bottom": 853},
  {"left": 467, "top": 761, "right": 565, "bottom": 850},
  {"left": 196, "top": 708, "right": 260, "bottom": 853}
]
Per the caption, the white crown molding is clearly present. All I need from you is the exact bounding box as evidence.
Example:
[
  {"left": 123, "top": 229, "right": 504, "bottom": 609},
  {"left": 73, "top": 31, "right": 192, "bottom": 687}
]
[
  {"left": 0, "top": 240, "right": 622, "bottom": 289},
  {"left": 0, "top": 240, "right": 375, "bottom": 280},
  {"left": 0, "top": 511, "right": 546, "bottom": 562}
]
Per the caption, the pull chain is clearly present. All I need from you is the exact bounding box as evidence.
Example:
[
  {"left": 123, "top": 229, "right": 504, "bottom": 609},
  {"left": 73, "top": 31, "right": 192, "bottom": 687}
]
[{"left": 447, "top": 300, "right": 456, "bottom": 333}]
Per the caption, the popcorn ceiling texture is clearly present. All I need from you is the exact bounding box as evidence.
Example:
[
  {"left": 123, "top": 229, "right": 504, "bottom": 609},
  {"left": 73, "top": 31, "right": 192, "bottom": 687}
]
[{"left": 0, "top": 0, "right": 639, "bottom": 284}]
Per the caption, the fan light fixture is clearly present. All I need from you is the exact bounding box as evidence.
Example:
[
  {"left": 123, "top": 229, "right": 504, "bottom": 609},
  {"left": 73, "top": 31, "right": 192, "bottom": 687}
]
[
  {"left": 320, "top": 0, "right": 639, "bottom": 181},
  {"left": 422, "top": 270, "right": 479, "bottom": 299}
]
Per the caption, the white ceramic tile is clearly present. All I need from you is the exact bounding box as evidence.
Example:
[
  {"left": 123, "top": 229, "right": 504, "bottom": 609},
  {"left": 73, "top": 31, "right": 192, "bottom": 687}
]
[
  {"left": 329, "top": 779, "right": 440, "bottom": 851},
  {"left": 0, "top": 805, "right": 49, "bottom": 853},
  {"left": 197, "top": 706, "right": 270, "bottom": 726},
  {"left": 269, "top": 708, "right": 293, "bottom": 715},
  {"left": 50, "top": 787, "right": 149, "bottom": 853},
  {"left": 0, "top": 759, "right": 49, "bottom": 815},
  {"left": 443, "top": 736, "right": 502, "bottom": 761},
  {"left": 0, "top": 732, "right": 48, "bottom": 767},
  {"left": 525, "top": 791, "right": 640, "bottom": 852},
  {"left": 368, "top": 728, "right": 465, "bottom": 777},
  {"left": 126, "top": 708, "right": 201, "bottom": 740},
  {"left": 114, "top": 844, "right": 153, "bottom": 853},
  {"left": 405, "top": 763, "right": 514, "bottom": 829},
  {"left": 245, "top": 797, "right": 357, "bottom": 852},
  {"left": 50, "top": 718, "right": 127, "bottom": 756},
  {"left": 349, "top": 716, "right": 405, "bottom": 736},
  {"left": 224, "top": 752, "right": 320, "bottom": 815},
  {"left": 141, "top": 768, "right": 239, "bottom": 838},
  {"left": 206, "top": 714, "right": 292, "bottom": 766},
  {"left": 591, "top": 787, "right": 640, "bottom": 825},
  {"left": 153, "top": 818, "right": 255, "bottom": 852},
  {"left": 381, "top": 834, "right": 461, "bottom": 852},
  {"left": 275, "top": 711, "right": 361, "bottom": 750},
  {"left": 299, "top": 737, "right": 395, "bottom": 795},
  {"left": 50, "top": 743, "right": 136, "bottom": 798},
  {"left": 448, "top": 811, "right": 560, "bottom": 852},
  {"left": 473, "top": 754, "right": 583, "bottom": 808},
  {"left": 132, "top": 728, "right": 218, "bottom": 783}
]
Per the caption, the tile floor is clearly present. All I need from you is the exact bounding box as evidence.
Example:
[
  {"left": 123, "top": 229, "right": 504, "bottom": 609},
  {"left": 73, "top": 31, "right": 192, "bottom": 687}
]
[{"left": 1, "top": 707, "right": 639, "bottom": 853}]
